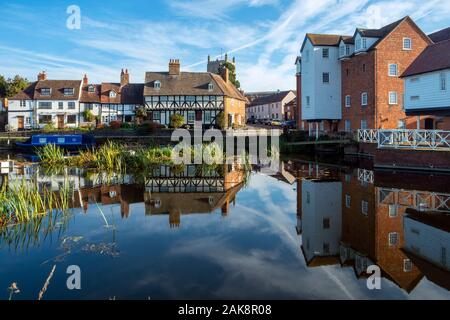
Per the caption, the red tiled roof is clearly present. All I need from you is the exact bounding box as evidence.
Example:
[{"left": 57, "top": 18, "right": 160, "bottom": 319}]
[
  {"left": 401, "top": 39, "right": 450, "bottom": 77},
  {"left": 10, "top": 80, "right": 81, "bottom": 101}
]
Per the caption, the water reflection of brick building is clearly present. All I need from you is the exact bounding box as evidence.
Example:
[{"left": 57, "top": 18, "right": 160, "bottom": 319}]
[{"left": 296, "top": 163, "right": 450, "bottom": 292}]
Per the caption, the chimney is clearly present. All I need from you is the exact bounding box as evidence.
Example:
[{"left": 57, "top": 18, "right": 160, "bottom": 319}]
[
  {"left": 37, "top": 71, "right": 47, "bottom": 81},
  {"left": 120, "top": 69, "right": 129, "bottom": 87},
  {"left": 83, "top": 74, "right": 89, "bottom": 86},
  {"left": 169, "top": 59, "right": 181, "bottom": 76},
  {"left": 221, "top": 67, "right": 229, "bottom": 83}
]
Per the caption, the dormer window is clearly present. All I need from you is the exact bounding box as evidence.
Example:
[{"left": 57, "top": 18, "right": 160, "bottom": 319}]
[
  {"left": 41, "top": 88, "right": 51, "bottom": 96},
  {"left": 362, "top": 38, "right": 367, "bottom": 49},
  {"left": 154, "top": 81, "right": 161, "bottom": 89},
  {"left": 356, "top": 39, "right": 361, "bottom": 51},
  {"left": 64, "top": 88, "right": 75, "bottom": 96},
  {"left": 109, "top": 90, "right": 117, "bottom": 98},
  {"left": 88, "top": 85, "right": 95, "bottom": 93},
  {"left": 208, "top": 83, "right": 214, "bottom": 91}
]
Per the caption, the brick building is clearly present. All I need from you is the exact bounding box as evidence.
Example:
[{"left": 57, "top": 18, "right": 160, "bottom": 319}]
[{"left": 340, "top": 17, "right": 432, "bottom": 132}]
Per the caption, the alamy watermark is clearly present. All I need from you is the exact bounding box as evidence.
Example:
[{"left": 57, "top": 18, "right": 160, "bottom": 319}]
[{"left": 66, "top": 5, "right": 81, "bottom": 30}]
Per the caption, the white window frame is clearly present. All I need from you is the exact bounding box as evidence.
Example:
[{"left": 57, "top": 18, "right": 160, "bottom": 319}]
[
  {"left": 403, "top": 259, "right": 412, "bottom": 272},
  {"left": 345, "top": 195, "right": 351, "bottom": 208},
  {"left": 20, "top": 100, "right": 26, "bottom": 107},
  {"left": 109, "top": 91, "right": 117, "bottom": 98},
  {"left": 361, "top": 200, "right": 369, "bottom": 215},
  {"left": 403, "top": 37, "right": 412, "bottom": 50},
  {"left": 389, "top": 204, "right": 398, "bottom": 217},
  {"left": 441, "top": 72, "right": 447, "bottom": 91},
  {"left": 322, "top": 48, "right": 329, "bottom": 59},
  {"left": 388, "top": 64, "right": 398, "bottom": 77},
  {"left": 389, "top": 91, "right": 398, "bottom": 105},
  {"left": 360, "top": 120, "right": 367, "bottom": 130},
  {"left": 361, "top": 92, "right": 368, "bottom": 106},
  {"left": 389, "top": 232, "right": 399, "bottom": 246},
  {"left": 345, "top": 95, "right": 351, "bottom": 108},
  {"left": 154, "top": 81, "right": 161, "bottom": 89},
  {"left": 322, "top": 72, "right": 330, "bottom": 84}
]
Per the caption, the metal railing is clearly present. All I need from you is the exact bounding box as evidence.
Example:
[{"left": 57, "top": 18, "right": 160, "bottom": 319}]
[
  {"left": 357, "top": 169, "right": 374, "bottom": 184},
  {"left": 357, "top": 129, "right": 450, "bottom": 151},
  {"left": 378, "top": 130, "right": 450, "bottom": 151},
  {"left": 357, "top": 129, "right": 379, "bottom": 144},
  {"left": 378, "top": 187, "right": 450, "bottom": 213}
]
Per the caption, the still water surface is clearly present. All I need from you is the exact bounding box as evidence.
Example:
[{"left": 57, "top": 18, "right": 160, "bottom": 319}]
[{"left": 0, "top": 160, "right": 449, "bottom": 300}]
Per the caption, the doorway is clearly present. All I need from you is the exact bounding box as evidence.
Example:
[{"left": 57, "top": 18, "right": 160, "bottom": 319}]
[
  {"left": 57, "top": 115, "right": 65, "bottom": 129},
  {"left": 424, "top": 118, "right": 434, "bottom": 130},
  {"left": 17, "top": 116, "right": 24, "bottom": 130}
]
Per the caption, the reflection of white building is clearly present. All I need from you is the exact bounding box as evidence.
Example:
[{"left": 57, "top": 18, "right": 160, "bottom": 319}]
[
  {"left": 404, "top": 212, "right": 449, "bottom": 271},
  {"left": 301, "top": 179, "right": 342, "bottom": 266}
]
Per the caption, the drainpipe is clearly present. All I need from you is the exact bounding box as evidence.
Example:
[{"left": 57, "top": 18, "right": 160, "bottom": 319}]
[
  {"left": 316, "top": 122, "right": 319, "bottom": 141},
  {"left": 416, "top": 116, "right": 420, "bottom": 130}
]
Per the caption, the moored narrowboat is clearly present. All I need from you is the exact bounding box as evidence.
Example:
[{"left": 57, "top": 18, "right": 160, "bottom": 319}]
[{"left": 16, "top": 134, "right": 96, "bottom": 151}]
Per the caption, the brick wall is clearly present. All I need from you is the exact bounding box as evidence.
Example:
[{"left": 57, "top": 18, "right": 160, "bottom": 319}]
[
  {"left": 374, "top": 148, "right": 450, "bottom": 170},
  {"left": 224, "top": 97, "right": 246, "bottom": 127}
]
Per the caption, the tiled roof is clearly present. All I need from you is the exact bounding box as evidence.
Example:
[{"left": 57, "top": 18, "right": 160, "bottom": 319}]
[
  {"left": 11, "top": 80, "right": 81, "bottom": 100},
  {"left": 144, "top": 72, "right": 245, "bottom": 101},
  {"left": 121, "top": 83, "right": 144, "bottom": 105},
  {"left": 82, "top": 83, "right": 144, "bottom": 104},
  {"left": 357, "top": 17, "right": 405, "bottom": 39},
  {"left": 401, "top": 39, "right": 450, "bottom": 77},
  {"left": 428, "top": 27, "right": 450, "bottom": 43},
  {"left": 80, "top": 84, "right": 101, "bottom": 103},
  {"left": 306, "top": 34, "right": 345, "bottom": 46},
  {"left": 249, "top": 91, "right": 295, "bottom": 106},
  {"left": 342, "top": 36, "right": 354, "bottom": 44}
]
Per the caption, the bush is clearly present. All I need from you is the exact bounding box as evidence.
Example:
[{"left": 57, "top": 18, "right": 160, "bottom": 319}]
[
  {"left": 121, "top": 122, "right": 134, "bottom": 129},
  {"left": 43, "top": 122, "right": 56, "bottom": 133},
  {"left": 170, "top": 113, "right": 184, "bottom": 129},
  {"left": 216, "top": 112, "right": 226, "bottom": 130},
  {"left": 110, "top": 121, "right": 122, "bottom": 130},
  {"left": 83, "top": 110, "right": 95, "bottom": 122}
]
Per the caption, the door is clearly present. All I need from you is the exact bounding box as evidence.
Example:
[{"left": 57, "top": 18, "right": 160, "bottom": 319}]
[
  {"left": 424, "top": 118, "right": 434, "bottom": 130},
  {"left": 57, "top": 115, "right": 65, "bottom": 129},
  {"left": 196, "top": 111, "right": 202, "bottom": 122},
  {"left": 17, "top": 116, "right": 24, "bottom": 130}
]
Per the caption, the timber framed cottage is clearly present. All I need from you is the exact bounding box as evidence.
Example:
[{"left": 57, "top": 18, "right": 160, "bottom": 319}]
[{"left": 144, "top": 59, "right": 246, "bottom": 128}]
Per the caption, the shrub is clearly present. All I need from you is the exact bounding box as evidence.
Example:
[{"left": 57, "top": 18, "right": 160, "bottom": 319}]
[
  {"left": 170, "top": 113, "right": 184, "bottom": 129},
  {"left": 109, "top": 121, "right": 122, "bottom": 130},
  {"left": 83, "top": 110, "right": 95, "bottom": 122},
  {"left": 216, "top": 112, "right": 226, "bottom": 130},
  {"left": 148, "top": 121, "right": 163, "bottom": 133},
  {"left": 43, "top": 122, "right": 56, "bottom": 133}
]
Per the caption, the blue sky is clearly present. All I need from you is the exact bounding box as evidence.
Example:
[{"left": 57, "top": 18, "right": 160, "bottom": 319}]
[{"left": 0, "top": 0, "right": 449, "bottom": 92}]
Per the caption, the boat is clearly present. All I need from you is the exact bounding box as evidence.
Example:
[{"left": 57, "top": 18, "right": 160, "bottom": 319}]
[{"left": 16, "top": 134, "right": 96, "bottom": 151}]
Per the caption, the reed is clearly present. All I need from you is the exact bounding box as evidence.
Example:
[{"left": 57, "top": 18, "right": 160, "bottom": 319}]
[{"left": 36, "top": 144, "right": 66, "bottom": 165}]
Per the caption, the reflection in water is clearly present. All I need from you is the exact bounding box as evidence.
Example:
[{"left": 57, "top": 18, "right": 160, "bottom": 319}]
[
  {"left": 295, "top": 162, "right": 450, "bottom": 294},
  {"left": 0, "top": 160, "right": 449, "bottom": 299}
]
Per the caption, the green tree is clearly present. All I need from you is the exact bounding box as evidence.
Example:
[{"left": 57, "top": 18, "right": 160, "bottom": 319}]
[
  {"left": 0, "top": 75, "right": 7, "bottom": 97},
  {"left": 222, "top": 62, "right": 240, "bottom": 89},
  {"left": 83, "top": 109, "right": 95, "bottom": 122},
  {"left": 5, "top": 75, "right": 29, "bottom": 98},
  {"left": 216, "top": 112, "right": 226, "bottom": 130},
  {"left": 169, "top": 113, "right": 184, "bottom": 129}
]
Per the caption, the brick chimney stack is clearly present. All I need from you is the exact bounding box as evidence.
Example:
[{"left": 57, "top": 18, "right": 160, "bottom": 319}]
[
  {"left": 37, "top": 71, "right": 47, "bottom": 81},
  {"left": 221, "top": 67, "right": 229, "bottom": 83},
  {"left": 169, "top": 59, "right": 181, "bottom": 76},
  {"left": 120, "top": 69, "right": 130, "bottom": 87},
  {"left": 83, "top": 74, "right": 89, "bottom": 86}
]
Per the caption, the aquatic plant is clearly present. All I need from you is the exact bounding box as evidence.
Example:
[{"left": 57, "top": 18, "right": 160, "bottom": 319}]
[
  {"left": 8, "top": 282, "right": 20, "bottom": 301},
  {"left": 36, "top": 144, "right": 66, "bottom": 165}
]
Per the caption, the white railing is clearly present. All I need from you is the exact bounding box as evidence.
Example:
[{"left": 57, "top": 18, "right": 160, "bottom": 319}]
[
  {"left": 357, "top": 129, "right": 450, "bottom": 151},
  {"left": 357, "top": 169, "right": 374, "bottom": 184},
  {"left": 378, "top": 188, "right": 450, "bottom": 213},
  {"left": 357, "top": 129, "right": 379, "bottom": 144}
]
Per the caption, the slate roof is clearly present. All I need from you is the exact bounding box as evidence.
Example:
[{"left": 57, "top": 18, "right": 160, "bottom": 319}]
[
  {"left": 401, "top": 39, "right": 450, "bottom": 77},
  {"left": 428, "top": 27, "right": 450, "bottom": 43},
  {"left": 249, "top": 91, "right": 295, "bottom": 107}
]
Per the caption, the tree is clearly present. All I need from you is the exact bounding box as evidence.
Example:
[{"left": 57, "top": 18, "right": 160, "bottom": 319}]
[
  {"left": 170, "top": 113, "right": 184, "bottom": 129},
  {"left": 0, "top": 75, "right": 29, "bottom": 98},
  {"left": 83, "top": 109, "right": 95, "bottom": 122},
  {"left": 216, "top": 112, "right": 226, "bottom": 130},
  {"left": 222, "top": 62, "right": 240, "bottom": 89}
]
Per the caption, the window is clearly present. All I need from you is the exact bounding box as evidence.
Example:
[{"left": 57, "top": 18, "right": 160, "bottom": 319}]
[
  {"left": 356, "top": 38, "right": 361, "bottom": 50},
  {"left": 64, "top": 88, "right": 75, "bottom": 96},
  {"left": 389, "top": 64, "right": 398, "bottom": 76},
  {"left": 339, "top": 45, "right": 345, "bottom": 57},
  {"left": 187, "top": 111, "right": 195, "bottom": 124},
  {"left": 58, "top": 102, "right": 63, "bottom": 109},
  {"left": 20, "top": 100, "right": 26, "bottom": 107},
  {"left": 410, "top": 95, "right": 420, "bottom": 101},
  {"left": 306, "top": 96, "right": 310, "bottom": 106},
  {"left": 403, "top": 37, "right": 412, "bottom": 50},
  {"left": 38, "top": 102, "right": 52, "bottom": 109},
  {"left": 404, "top": 259, "right": 412, "bottom": 272},
  {"left": 322, "top": 72, "right": 330, "bottom": 84},
  {"left": 362, "top": 37, "right": 367, "bottom": 49},
  {"left": 26, "top": 117, "right": 31, "bottom": 125},
  {"left": 389, "top": 232, "right": 399, "bottom": 246},
  {"left": 361, "top": 92, "right": 368, "bottom": 106},
  {"left": 322, "top": 48, "right": 329, "bottom": 58},
  {"left": 346, "top": 68, "right": 349, "bottom": 76},
  {"left": 441, "top": 72, "right": 447, "bottom": 90},
  {"left": 389, "top": 91, "right": 398, "bottom": 105},
  {"left": 154, "top": 81, "right": 161, "bottom": 89},
  {"left": 204, "top": 111, "right": 211, "bottom": 124},
  {"left": 389, "top": 205, "right": 398, "bottom": 217},
  {"left": 346, "top": 45, "right": 351, "bottom": 55},
  {"left": 67, "top": 115, "right": 77, "bottom": 124},
  {"left": 323, "top": 243, "right": 330, "bottom": 255},
  {"left": 306, "top": 191, "right": 311, "bottom": 204},
  {"left": 88, "top": 85, "right": 95, "bottom": 93},
  {"left": 68, "top": 102, "right": 76, "bottom": 109},
  {"left": 39, "top": 115, "right": 52, "bottom": 124},
  {"left": 152, "top": 111, "right": 161, "bottom": 121},
  {"left": 345, "top": 95, "right": 351, "bottom": 107},
  {"left": 361, "top": 200, "right": 368, "bottom": 215},
  {"left": 361, "top": 120, "right": 367, "bottom": 130},
  {"left": 345, "top": 174, "right": 351, "bottom": 183},
  {"left": 345, "top": 120, "right": 351, "bottom": 132},
  {"left": 208, "top": 83, "right": 214, "bottom": 91},
  {"left": 323, "top": 218, "right": 330, "bottom": 229},
  {"left": 40, "top": 88, "right": 51, "bottom": 96},
  {"left": 109, "top": 91, "right": 116, "bottom": 98},
  {"left": 345, "top": 195, "right": 351, "bottom": 208}
]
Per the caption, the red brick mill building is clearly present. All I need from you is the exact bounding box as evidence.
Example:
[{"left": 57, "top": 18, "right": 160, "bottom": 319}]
[{"left": 295, "top": 16, "right": 450, "bottom": 134}]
